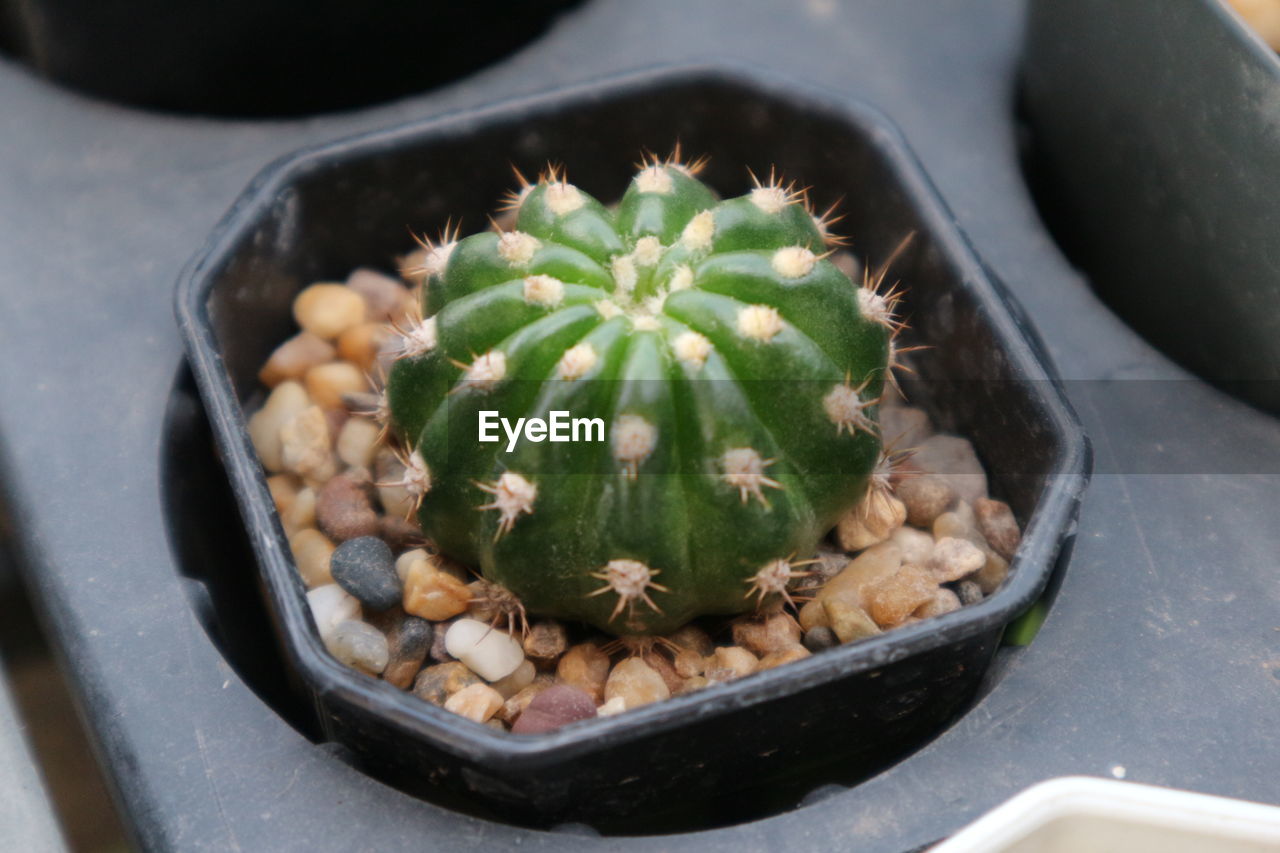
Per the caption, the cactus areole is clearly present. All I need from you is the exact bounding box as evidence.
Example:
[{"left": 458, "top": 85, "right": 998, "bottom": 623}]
[{"left": 386, "top": 156, "right": 895, "bottom": 634}]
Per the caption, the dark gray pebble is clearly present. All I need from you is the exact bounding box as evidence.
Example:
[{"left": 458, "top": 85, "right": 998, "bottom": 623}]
[
  {"left": 802, "top": 626, "right": 838, "bottom": 653},
  {"left": 331, "top": 536, "right": 401, "bottom": 610}
]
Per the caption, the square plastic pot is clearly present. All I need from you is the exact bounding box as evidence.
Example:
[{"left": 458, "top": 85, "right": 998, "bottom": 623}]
[{"left": 175, "top": 63, "right": 1090, "bottom": 826}]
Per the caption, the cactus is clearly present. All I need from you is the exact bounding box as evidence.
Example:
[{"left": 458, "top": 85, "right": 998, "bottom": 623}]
[{"left": 386, "top": 154, "right": 896, "bottom": 634}]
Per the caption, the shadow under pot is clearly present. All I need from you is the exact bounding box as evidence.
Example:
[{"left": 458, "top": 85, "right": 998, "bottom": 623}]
[
  {"left": 1022, "top": 0, "right": 1280, "bottom": 414},
  {"left": 174, "top": 64, "right": 1089, "bottom": 828}
]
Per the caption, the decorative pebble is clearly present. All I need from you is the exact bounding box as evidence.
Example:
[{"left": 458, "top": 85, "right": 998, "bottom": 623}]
[
  {"left": 306, "top": 584, "right": 361, "bottom": 641},
  {"left": 429, "top": 618, "right": 458, "bottom": 664},
  {"left": 823, "top": 599, "right": 881, "bottom": 643},
  {"left": 704, "top": 646, "right": 758, "bottom": 683},
  {"left": 444, "top": 683, "right": 504, "bottom": 723},
  {"left": 259, "top": 332, "right": 335, "bottom": 388},
  {"left": 280, "top": 405, "right": 336, "bottom": 482},
  {"left": 512, "top": 685, "right": 598, "bottom": 734},
  {"left": 664, "top": 624, "right": 715, "bottom": 657},
  {"left": 975, "top": 498, "right": 1021, "bottom": 560},
  {"left": 282, "top": 487, "right": 317, "bottom": 537},
  {"left": 641, "top": 651, "right": 685, "bottom": 694},
  {"left": 758, "top": 646, "right": 811, "bottom": 670},
  {"left": 911, "top": 434, "right": 988, "bottom": 504},
  {"left": 671, "top": 647, "right": 705, "bottom": 679},
  {"left": 889, "top": 525, "right": 935, "bottom": 565},
  {"left": 497, "top": 681, "right": 554, "bottom": 724},
  {"left": 412, "top": 661, "right": 481, "bottom": 705},
  {"left": 556, "top": 643, "right": 611, "bottom": 702},
  {"left": 304, "top": 361, "right": 368, "bottom": 411},
  {"left": 491, "top": 659, "right": 537, "bottom": 699},
  {"left": 604, "top": 658, "right": 670, "bottom": 708},
  {"left": 674, "top": 676, "right": 708, "bottom": 696},
  {"left": 895, "top": 474, "right": 957, "bottom": 528},
  {"left": 444, "top": 619, "right": 525, "bottom": 682},
  {"left": 380, "top": 612, "right": 433, "bottom": 689},
  {"left": 293, "top": 283, "right": 367, "bottom": 341},
  {"left": 337, "top": 322, "right": 393, "bottom": 372},
  {"left": 597, "top": 696, "right": 627, "bottom": 716},
  {"left": 248, "top": 381, "right": 310, "bottom": 472},
  {"left": 330, "top": 536, "right": 401, "bottom": 610},
  {"left": 865, "top": 564, "right": 939, "bottom": 628},
  {"left": 316, "top": 473, "right": 380, "bottom": 541},
  {"left": 523, "top": 621, "right": 569, "bottom": 670},
  {"left": 289, "top": 528, "right": 335, "bottom": 588},
  {"left": 879, "top": 405, "right": 934, "bottom": 448},
  {"left": 403, "top": 560, "right": 472, "bottom": 621},
  {"left": 836, "top": 493, "right": 907, "bottom": 551},
  {"left": 394, "top": 548, "right": 429, "bottom": 583},
  {"left": 731, "top": 612, "right": 802, "bottom": 657},
  {"left": 956, "top": 580, "right": 984, "bottom": 606},
  {"left": 380, "top": 515, "right": 422, "bottom": 550},
  {"left": 929, "top": 536, "right": 987, "bottom": 583},
  {"left": 267, "top": 473, "right": 300, "bottom": 517},
  {"left": 800, "top": 542, "right": 902, "bottom": 630},
  {"left": 803, "top": 626, "right": 839, "bottom": 652},
  {"left": 324, "top": 620, "right": 389, "bottom": 675},
  {"left": 347, "top": 268, "right": 407, "bottom": 321},
  {"left": 336, "top": 417, "right": 381, "bottom": 469},
  {"left": 914, "top": 588, "right": 962, "bottom": 619}
]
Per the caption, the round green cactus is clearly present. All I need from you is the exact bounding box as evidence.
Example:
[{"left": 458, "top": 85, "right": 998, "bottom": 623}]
[{"left": 385, "top": 157, "right": 896, "bottom": 634}]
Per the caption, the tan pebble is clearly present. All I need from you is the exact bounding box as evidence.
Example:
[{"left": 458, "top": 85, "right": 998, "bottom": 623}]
[
  {"left": 266, "top": 474, "right": 301, "bottom": 517},
  {"left": 818, "top": 542, "right": 902, "bottom": 609},
  {"left": 336, "top": 417, "right": 381, "bottom": 469},
  {"left": 824, "top": 599, "right": 882, "bottom": 643},
  {"left": 879, "top": 405, "right": 934, "bottom": 448},
  {"left": 933, "top": 506, "right": 1009, "bottom": 594},
  {"left": 522, "top": 621, "right": 569, "bottom": 670},
  {"left": 837, "top": 493, "right": 906, "bottom": 550},
  {"left": 798, "top": 597, "right": 829, "bottom": 632},
  {"left": 758, "top": 645, "right": 811, "bottom": 669},
  {"left": 604, "top": 658, "right": 670, "bottom": 708},
  {"left": 915, "top": 587, "right": 962, "bottom": 619},
  {"left": 866, "top": 564, "right": 939, "bottom": 628},
  {"left": 444, "top": 683, "right": 504, "bottom": 723},
  {"left": 930, "top": 536, "right": 987, "bottom": 582},
  {"left": 975, "top": 498, "right": 1021, "bottom": 560},
  {"left": 304, "top": 362, "right": 368, "bottom": 411},
  {"left": 641, "top": 651, "right": 685, "bottom": 694},
  {"left": 280, "top": 405, "right": 336, "bottom": 482},
  {"left": 889, "top": 525, "right": 935, "bottom": 564},
  {"left": 347, "top": 268, "right": 408, "bottom": 322},
  {"left": 597, "top": 696, "right": 627, "bottom": 716},
  {"left": 973, "top": 549, "right": 1010, "bottom": 594},
  {"left": 672, "top": 647, "right": 705, "bottom": 679},
  {"left": 664, "top": 624, "right": 715, "bottom": 657},
  {"left": 933, "top": 506, "right": 981, "bottom": 545},
  {"left": 705, "top": 647, "right": 758, "bottom": 682},
  {"left": 259, "top": 332, "right": 335, "bottom": 387},
  {"left": 375, "top": 448, "right": 417, "bottom": 519},
  {"left": 490, "top": 659, "right": 536, "bottom": 699},
  {"left": 248, "top": 381, "right": 310, "bottom": 471},
  {"left": 394, "top": 549, "right": 429, "bottom": 583},
  {"left": 911, "top": 434, "right": 988, "bottom": 504},
  {"left": 674, "top": 676, "right": 708, "bottom": 696},
  {"left": 337, "top": 322, "right": 393, "bottom": 372},
  {"left": 402, "top": 560, "right": 471, "bottom": 621},
  {"left": 315, "top": 473, "right": 378, "bottom": 540},
  {"left": 282, "top": 487, "right": 316, "bottom": 536},
  {"left": 486, "top": 718, "right": 508, "bottom": 732},
  {"left": 895, "top": 475, "right": 957, "bottom": 528},
  {"left": 289, "top": 528, "right": 336, "bottom": 588},
  {"left": 731, "top": 612, "right": 802, "bottom": 657},
  {"left": 556, "top": 643, "right": 611, "bottom": 703},
  {"left": 496, "top": 682, "right": 554, "bottom": 724},
  {"left": 293, "top": 283, "right": 367, "bottom": 341},
  {"left": 411, "top": 661, "right": 481, "bottom": 705}
]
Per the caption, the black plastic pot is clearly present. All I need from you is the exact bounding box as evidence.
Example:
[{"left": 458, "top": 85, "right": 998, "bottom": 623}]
[
  {"left": 0, "top": 0, "right": 579, "bottom": 117},
  {"left": 174, "top": 64, "right": 1089, "bottom": 828},
  {"left": 1022, "top": 0, "right": 1280, "bottom": 414}
]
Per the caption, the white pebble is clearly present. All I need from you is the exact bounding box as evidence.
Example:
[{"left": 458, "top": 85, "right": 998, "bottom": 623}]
[
  {"left": 444, "top": 618, "right": 525, "bottom": 681},
  {"left": 306, "top": 584, "right": 361, "bottom": 641},
  {"left": 597, "top": 696, "right": 627, "bottom": 716}
]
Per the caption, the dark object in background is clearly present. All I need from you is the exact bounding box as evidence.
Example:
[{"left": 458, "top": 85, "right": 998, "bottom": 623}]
[
  {"left": 1022, "top": 0, "right": 1280, "bottom": 414},
  {"left": 175, "top": 65, "right": 1088, "bottom": 829},
  {"left": 0, "top": 0, "right": 580, "bottom": 117}
]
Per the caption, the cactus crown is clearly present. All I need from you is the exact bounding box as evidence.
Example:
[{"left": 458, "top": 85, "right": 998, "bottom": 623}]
[{"left": 386, "top": 153, "right": 894, "bottom": 634}]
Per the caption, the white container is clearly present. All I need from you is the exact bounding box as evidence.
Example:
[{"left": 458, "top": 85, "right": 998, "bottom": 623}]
[{"left": 933, "top": 776, "right": 1280, "bottom": 852}]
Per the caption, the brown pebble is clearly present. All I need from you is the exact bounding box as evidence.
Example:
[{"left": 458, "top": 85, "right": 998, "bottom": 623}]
[
  {"left": 523, "top": 621, "right": 569, "bottom": 670},
  {"left": 380, "top": 612, "right": 433, "bottom": 689},
  {"left": 895, "top": 475, "right": 957, "bottom": 528},
  {"left": 444, "top": 683, "right": 504, "bottom": 723},
  {"left": 672, "top": 647, "right": 705, "bottom": 679},
  {"left": 316, "top": 474, "right": 380, "bottom": 541},
  {"left": 758, "top": 646, "right": 811, "bottom": 670},
  {"left": 496, "top": 681, "right": 555, "bottom": 724},
  {"left": 556, "top": 643, "right": 611, "bottom": 703},
  {"left": 402, "top": 560, "right": 471, "bottom": 622},
  {"left": 914, "top": 588, "right": 962, "bottom": 620},
  {"left": 412, "top": 662, "right": 481, "bottom": 705},
  {"left": 512, "top": 685, "right": 597, "bottom": 734},
  {"left": 429, "top": 618, "right": 458, "bottom": 664},
  {"left": 731, "top": 611, "right": 802, "bottom": 657},
  {"left": 337, "top": 322, "right": 393, "bottom": 372},
  {"left": 803, "top": 626, "right": 839, "bottom": 652},
  {"left": 664, "top": 624, "right": 715, "bottom": 657},
  {"left": 490, "top": 660, "right": 537, "bottom": 699},
  {"left": 674, "top": 676, "right": 708, "bottom": 696},
  {"left": 865, "top": 564, "right": 939, "bottom": 628},
  {"left": 380, "top": 515, "right": 423, "bottom": 550},
  {"left": 347, "top": 267, "right": 408, "bottom": 322},
  {"left": 975, "top": 498, "right": 1021, "bottom": 561},
  {"left": 604, "top": 658, "right": 670, "bottom": 708},
  {"left": 293, "top": 283, "right": 367, "bottom": 341},
  {"left": 879, "top": 405, "right": 934, "bottom": 449},
  {"left": 259, "top": 332, "right": 336, "bottom": 388}
]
